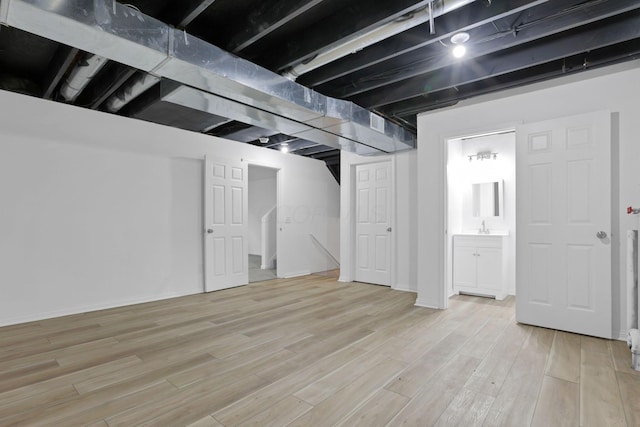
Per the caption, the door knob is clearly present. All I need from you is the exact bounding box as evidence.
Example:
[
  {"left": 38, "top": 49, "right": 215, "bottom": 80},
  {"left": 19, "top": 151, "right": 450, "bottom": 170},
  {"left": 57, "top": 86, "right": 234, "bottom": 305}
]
[
  {"left": 207, "top": 229, "right": 214, "bottom": 234},
  {"left": 387, "top": 227, "right": 392, "bottom": 232},
  {"left": 596, "top": 231, "right": 607, "bottom": 239}
]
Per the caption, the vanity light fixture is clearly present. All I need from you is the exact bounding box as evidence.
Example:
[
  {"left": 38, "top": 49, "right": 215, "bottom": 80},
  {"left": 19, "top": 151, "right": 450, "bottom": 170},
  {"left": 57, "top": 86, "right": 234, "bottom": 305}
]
[{"left": 468, "top": 151, "right": 498, "bottom": 162}]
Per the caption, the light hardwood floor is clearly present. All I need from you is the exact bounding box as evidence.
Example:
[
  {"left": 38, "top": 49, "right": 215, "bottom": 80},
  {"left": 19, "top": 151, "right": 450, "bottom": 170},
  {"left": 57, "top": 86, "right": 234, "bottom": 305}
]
[{"left": 1, "top": 275, "right": 638, "bottom": 426}]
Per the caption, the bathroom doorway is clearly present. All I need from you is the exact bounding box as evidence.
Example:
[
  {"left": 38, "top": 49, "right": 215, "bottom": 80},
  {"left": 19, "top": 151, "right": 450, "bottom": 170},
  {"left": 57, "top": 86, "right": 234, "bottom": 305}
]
[
  {"left": 248, "top": 164, "right": 278, "bottom": 283},
  {"left": 445, "top": 130, "right": 516, "bottom": 300}
]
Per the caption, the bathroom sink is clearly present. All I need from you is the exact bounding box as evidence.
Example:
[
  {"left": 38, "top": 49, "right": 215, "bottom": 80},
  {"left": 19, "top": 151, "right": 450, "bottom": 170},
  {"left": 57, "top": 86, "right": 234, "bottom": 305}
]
[{"left": 456, "top": 231, "right": 509, "bottom": 236}]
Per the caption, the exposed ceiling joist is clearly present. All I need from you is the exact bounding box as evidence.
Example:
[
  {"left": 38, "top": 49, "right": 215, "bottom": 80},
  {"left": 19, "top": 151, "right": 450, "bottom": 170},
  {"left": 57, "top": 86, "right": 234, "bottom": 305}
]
[
  {"left": 87, "top": 65, "right": 136, "bottom": 110},
  {"left": 295, "top": 145, "right": 339, "bottom": 156},
  {"left": 41, "top": 45, "right": 77, "bottom": 99},
  {"left": 330, "top": 0, "right": 640, "bottom": 100},
  {"left": 163, "top": 0, "right": 218, "bottom": 29},
  {"left": 228, "top": 0, "right": 325, "bottom": 53},
  {"left": 298, "top": 0, "right": 548, "bottom": 87},
  {"left": 268, "top": 0, "right": 435, "bottom": 71},
  {"left": 382, "top": 39, "right": 640, "bottom": 117},
  {"left": 353, "top": 10, "right": 640, "bottom": 108}
]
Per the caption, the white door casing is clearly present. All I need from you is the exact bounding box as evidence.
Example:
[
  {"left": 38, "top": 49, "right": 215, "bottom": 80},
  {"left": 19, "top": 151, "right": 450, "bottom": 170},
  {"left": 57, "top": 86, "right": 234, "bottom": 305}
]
[
  {"left": 355, "top": 162, "right": 392, "bottom": 286},
  {"left": 204, "top": 155, "right": 248, "bottom": 292},
  {"left": 516, "top": 111, "right": 611, "bottom": 338}
]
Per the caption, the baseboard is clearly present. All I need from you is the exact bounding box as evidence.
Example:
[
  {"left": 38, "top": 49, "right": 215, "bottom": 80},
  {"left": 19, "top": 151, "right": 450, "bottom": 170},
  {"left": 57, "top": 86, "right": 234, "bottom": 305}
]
[
  {"left": 392, "top": 284, "right": 417, "bottom": 293},
  {"left": 282, "top": 270, "right": 311, "bottom": 279},
  {"left": 415, "top": 297, "right": 443, "bottom": 309},
  {"left": 338, "top": 274, "right": 352, "bottom": 283},
  {"left": 0, "top": 290, "right": 199, "bottom": 327},
  {"left": 261, "top": 254, "right": 276, "bottom": 270},
  {"left": 618, "top": 330, "right": 630, "bottom": 341}
]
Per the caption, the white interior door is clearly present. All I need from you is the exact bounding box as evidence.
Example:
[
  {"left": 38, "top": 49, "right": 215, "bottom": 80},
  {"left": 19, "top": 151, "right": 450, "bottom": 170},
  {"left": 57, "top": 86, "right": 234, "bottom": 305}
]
[
  {"left": 516, "top": 111, "right": 611, "bottom": 338},
  {"left": 355, "top": 162, "right": 392, "bottom": 286},
  {"left": 204, "top": 155, "right": 248, "bottom": 292}
]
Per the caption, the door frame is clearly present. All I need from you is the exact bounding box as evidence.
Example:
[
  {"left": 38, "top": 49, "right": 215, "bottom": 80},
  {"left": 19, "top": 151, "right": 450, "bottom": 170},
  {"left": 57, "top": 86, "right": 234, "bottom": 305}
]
[
  {"left": 340, "top": 156, "right": 397, "bottom": 287},
  {"left": 247, "top": 162, "right": 281, "bottom": 278},
  {"left": 440, "top": 123, "right": 518, "bottom": 309},
  {"left": 442, "top": 126, "right": 518, "bottom": 302}
]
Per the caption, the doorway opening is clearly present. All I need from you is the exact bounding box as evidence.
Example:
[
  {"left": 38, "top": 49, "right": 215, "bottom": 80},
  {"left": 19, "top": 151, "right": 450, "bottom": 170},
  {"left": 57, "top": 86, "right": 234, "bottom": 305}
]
[
  {"left": 248, "top": 164, "right": 278, "bottom": 283},
  {"left": 445, "top": 130, "right": 516, "bottom": 302}
]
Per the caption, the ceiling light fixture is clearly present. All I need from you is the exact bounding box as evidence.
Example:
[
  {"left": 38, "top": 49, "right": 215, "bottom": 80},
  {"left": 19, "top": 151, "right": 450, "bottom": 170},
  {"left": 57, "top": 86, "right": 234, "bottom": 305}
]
[
  {"left": 452, "top": 45, "right": 466, "bottom": 58},
  {"left": 258, "top": 136, "right": 269, "bottom": 144},
  {"left": 450, "top": 31, "right": 470, "bottom": 58},
  {"left": 280, "top": 142, "right": 289, "bottom": 153}
]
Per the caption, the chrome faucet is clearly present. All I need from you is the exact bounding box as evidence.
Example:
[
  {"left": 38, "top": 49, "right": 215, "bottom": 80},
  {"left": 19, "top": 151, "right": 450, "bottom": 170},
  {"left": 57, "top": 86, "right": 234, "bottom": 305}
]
[{"left": 479, "top": 220, "right": 490, "bottom": 234}]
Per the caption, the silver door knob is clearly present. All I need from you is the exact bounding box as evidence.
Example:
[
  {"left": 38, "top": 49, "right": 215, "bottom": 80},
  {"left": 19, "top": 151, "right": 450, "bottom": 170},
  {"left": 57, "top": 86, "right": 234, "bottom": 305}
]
[
  {"left": 207, "top": 229, "right": 214, "bottom": 234},
  {"left": 596, "top": 231, "right": 607, "bottom": 239},
  {"left": 387, "top": 227, "right": 392, "bottom": 232}
]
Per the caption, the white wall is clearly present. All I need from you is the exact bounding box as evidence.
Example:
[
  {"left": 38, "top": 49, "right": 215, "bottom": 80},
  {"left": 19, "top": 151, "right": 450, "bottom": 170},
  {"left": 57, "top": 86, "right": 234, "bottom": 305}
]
[
  {"left": 416, "top": 60, "right": 640, "bottom": 339},
  {"left": 340, "top": 149, "right": 418, "bottom": 292},
  {"left": 447, "top": 132, "right": 516, "bottom": 294},
  {"left": 248, "top": 166, "right": 277, "bottom": 255},
  {"left": 0, "top": 89, "right": 340, "bottom": 326}
]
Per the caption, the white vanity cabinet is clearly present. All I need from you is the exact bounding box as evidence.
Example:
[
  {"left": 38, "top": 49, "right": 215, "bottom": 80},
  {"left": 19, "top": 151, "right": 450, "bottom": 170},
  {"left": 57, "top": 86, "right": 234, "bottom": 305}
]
[{"left": 453, "top": 235, "right": 506, "bottom": 300}]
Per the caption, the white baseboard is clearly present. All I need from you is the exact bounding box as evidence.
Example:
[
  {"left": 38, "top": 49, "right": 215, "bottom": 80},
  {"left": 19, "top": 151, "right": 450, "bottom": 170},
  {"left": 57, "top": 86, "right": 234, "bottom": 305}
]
[
  {"left": 338, "top": 274, "right": 352, "bottom": 283},
  {"left": 0, "top": 290, "right": 199, "bottom": 327},
  {"left": 618, "top": 330, "right": 630, "bottom": 341},
  {"left": 392, "top": 284, "right": 417, "bottom": 293},
  {"left": 282, "top": 270, "right": 311, "bottom": 279},
  {"left": 261, "top": 254, "right": 276, "bottom": 270},
  {"left": 415, "top": 297, "right": 443, "bottom": 309}
]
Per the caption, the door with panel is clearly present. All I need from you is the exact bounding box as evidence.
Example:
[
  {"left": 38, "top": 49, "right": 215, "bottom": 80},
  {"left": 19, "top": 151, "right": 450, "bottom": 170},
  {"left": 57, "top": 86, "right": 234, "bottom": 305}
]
[
  {"left": 204, "top": 155, "right": 248, "bottom": 292},
  {"left": 355, "top": 162, "right": 392, "bottom": 286},
  {"left": 516, "top": 111, "right": 611, "bottom": 338}
]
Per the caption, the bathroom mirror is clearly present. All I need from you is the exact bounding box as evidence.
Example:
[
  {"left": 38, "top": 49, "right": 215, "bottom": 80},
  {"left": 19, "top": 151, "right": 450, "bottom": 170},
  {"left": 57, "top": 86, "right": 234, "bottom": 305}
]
[{"left": 472, "top": 181, "right": 502, "bottom": 217}]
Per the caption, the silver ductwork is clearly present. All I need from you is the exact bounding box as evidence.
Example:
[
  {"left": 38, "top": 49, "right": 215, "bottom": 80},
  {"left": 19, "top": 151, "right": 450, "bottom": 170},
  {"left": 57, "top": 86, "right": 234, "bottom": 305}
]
[
  {"left": 59, "top": 53, "right": 109, "bottom": 101},
  {"left": 0, "top": 0, "right": 416, "bottom": 154},
  {"left": 105, "top": 72, "right": 161, "bottom": 112}
]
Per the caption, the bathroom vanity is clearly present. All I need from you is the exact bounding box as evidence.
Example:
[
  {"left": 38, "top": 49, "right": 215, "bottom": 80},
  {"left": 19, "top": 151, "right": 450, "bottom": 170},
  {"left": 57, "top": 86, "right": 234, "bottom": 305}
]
[{"left": 453, "top": 234, "right": 507, "bottom": 300}]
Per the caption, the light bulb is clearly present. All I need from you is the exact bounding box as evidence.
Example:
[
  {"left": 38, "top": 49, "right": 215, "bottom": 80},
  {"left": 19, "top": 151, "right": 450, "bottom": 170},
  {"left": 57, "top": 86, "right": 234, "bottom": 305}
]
[
  {"left": 280, "top": 143, "right": 289, "bottom": 153},
  {"left": 452, "top": 44, "right": 466, "bottom": 58}
]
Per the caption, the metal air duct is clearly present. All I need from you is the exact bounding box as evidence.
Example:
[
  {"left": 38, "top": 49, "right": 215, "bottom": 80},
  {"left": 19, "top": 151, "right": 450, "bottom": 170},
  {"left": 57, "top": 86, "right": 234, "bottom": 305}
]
[
  {"left": 59, "top": 53, "right": 108, "bottom": 101},
  {"left": 105, "top": 72, "right": 160, "bottom": 112},
  {"left": 0, "top": 0, "right": 416, "bottom": 155}
]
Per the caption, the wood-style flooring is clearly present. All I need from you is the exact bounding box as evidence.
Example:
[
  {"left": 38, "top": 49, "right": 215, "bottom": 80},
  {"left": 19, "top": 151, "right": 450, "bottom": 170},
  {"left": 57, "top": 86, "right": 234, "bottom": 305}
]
[{"left": 0, "top": 274, "right": 638, "bottom": 426}]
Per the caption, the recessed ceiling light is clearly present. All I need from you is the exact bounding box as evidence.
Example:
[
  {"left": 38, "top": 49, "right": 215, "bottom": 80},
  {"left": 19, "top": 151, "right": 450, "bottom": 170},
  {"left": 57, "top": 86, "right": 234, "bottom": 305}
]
[
  {"left": 280, "top": 143, "right": 289, "bottom": 153},
  {"left": 258, "top": 136, "right": 269, "bottom": 144}
]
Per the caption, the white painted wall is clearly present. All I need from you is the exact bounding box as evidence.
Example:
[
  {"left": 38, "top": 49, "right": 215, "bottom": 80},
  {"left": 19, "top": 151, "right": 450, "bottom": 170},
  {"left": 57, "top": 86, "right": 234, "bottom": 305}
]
[
  {"left": 416, "top": 60, "right": 640, "bottom": 339},
  {"left": 447, "top": 133, "right": 516, "bottom": 295},
  {"left": 340, "top": 149, "right": 418, "bottom": 292},
  {"left": 248, "top": 166, "right": 277, "bottom": 255},
  {"left": 0, "top": 89, "right": 340, "bottom": 326}
]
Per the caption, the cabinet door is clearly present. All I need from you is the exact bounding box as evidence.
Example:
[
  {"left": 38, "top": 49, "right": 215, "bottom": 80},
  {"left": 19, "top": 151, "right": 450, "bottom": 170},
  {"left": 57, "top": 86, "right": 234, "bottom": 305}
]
[
  {"left": 476, "top": 246, "right": 502, "bottom": 291},
  {"left": 453, "top": 246, "right": 477, "bottom": 289}
]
